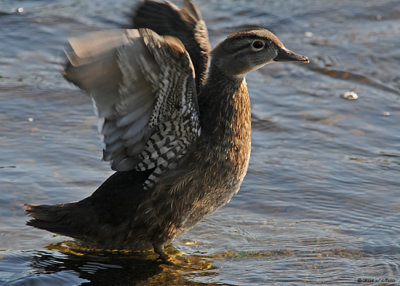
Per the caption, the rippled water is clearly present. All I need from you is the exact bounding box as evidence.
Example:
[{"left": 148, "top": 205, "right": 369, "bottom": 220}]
[{"left": 1, "top": 0, "right": 399, "bottom": 285}]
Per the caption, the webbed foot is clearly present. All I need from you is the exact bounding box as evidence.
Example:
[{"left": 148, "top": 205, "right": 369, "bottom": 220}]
[{"left": 153, "top": 243, "right": 174, "bottom": 265}]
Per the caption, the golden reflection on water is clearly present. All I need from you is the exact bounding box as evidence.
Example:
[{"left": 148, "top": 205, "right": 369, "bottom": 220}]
[
  {"left": 35, "top": 240, "right": 220, "bottom": 285},
  {"left": 36, "top": 239, "right": 365, "bottom": 285}
]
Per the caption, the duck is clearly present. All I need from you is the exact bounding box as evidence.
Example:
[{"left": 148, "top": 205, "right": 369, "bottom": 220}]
[{"left": 25, "top": 0, "right": 309, "bottom": 262}]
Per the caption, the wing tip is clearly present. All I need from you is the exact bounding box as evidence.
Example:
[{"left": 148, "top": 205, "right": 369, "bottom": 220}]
[{"left": 182, "top": 0, "right": 202, "bottom": 21}]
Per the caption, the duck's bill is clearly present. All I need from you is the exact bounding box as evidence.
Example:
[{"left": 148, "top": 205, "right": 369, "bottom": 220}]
[{"left": 274, "top": 47, "right": 309, "bottom": 63}]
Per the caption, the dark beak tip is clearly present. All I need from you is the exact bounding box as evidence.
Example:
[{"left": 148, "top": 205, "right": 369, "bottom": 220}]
[{"left": 275, "top": 48, "right": 310, "bottom": 63}]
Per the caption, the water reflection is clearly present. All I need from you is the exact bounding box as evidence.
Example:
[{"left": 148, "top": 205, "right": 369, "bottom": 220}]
[
  {"left": 3, "top": 240, "right": 369, "bottom": 285},
  {"left": 23, "top": 242, "right": 219, "bottom": 286}
]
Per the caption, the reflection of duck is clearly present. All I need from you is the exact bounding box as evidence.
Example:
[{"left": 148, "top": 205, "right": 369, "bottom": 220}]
[
  {"left": 27, "top": 241, "right": 218, "bottom": 285},
  {"left": 25, "top": 0, "right": 308, "bottom": 262}
]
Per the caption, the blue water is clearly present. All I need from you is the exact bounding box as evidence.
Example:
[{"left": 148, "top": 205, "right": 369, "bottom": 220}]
[{"left": 1, "top": 0, "right": 399, "bottom": 285}]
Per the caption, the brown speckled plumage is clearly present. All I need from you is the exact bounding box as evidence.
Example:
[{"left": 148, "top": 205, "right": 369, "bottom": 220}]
[{"left": 25, "top": 0, "right": 308, "bottom": 262}]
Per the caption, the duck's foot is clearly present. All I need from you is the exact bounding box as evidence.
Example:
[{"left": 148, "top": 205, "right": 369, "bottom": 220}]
[{"left": 153, "top": 243, "right": 174, "bottom": 265}]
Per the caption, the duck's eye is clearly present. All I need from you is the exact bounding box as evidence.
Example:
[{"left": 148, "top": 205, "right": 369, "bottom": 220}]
[{"left": 251, "top": 40, "right": 265, "bottom": 51}]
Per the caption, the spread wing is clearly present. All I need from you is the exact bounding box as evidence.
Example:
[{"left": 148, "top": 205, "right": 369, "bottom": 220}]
[
  {"left": 64, "top": 29, "right": 200, "bottom": 189},
  {"left": 131, "top": 0, "right": 210, "bottom": 93}
]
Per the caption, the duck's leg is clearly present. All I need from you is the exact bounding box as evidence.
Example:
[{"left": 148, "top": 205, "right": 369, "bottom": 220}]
[{"left": 153, "top": 243, "right": 172, "bottom": 264}]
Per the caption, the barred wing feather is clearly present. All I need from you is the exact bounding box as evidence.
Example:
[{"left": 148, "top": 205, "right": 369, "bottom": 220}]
[{"left": 64, "top": 29, "right": 200, "bottom": 189}]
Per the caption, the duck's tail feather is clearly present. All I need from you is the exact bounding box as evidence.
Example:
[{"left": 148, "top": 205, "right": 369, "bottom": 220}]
[{"left": 24, "top": 202, "right": 88, "bottom": 238}]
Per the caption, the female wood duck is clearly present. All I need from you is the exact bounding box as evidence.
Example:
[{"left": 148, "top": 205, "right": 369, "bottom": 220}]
[{"left": 25, "top": 0, "right": 308, "bottom": 262}]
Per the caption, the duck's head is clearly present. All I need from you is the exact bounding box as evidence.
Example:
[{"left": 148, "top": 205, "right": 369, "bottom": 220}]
[{"left": 211, "top": 27, "right": 309, "bottom": 78}]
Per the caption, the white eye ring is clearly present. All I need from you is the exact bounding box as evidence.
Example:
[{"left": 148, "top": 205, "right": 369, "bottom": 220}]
[{"left": 251, "top": 40, "right": 265, "bottom": 51}]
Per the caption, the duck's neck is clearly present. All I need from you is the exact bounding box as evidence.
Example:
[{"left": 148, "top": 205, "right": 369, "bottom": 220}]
[{"left": 198, "top": 65, "right": 251, "bottom": 144}]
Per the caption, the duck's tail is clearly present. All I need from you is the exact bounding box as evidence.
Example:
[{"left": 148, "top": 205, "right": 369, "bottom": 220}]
[{"left": 24, "top": 202, "right": 88, "bottom": 239}]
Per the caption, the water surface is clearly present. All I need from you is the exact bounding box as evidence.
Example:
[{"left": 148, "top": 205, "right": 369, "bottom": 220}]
[{"left": 1, "top": 0, "right": 399, "bottom": 285}]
